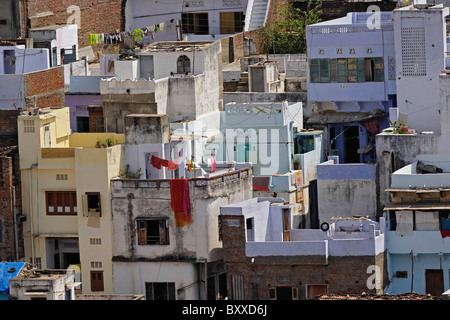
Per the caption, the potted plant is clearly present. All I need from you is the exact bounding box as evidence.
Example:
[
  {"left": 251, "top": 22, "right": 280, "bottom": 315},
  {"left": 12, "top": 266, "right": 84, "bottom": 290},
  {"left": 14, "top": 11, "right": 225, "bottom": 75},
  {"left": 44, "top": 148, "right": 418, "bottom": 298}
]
[{"left": 293, "top": 158, "right": 300, "bottom": 170}]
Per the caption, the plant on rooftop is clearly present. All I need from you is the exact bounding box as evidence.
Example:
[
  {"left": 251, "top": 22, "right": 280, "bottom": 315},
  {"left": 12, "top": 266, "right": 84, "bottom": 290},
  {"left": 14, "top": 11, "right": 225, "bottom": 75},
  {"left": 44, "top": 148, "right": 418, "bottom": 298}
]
[
  {"left": 386, "top": 118, "right": 411, "bottom": 134},
  {"left": 261, "top": 0, "right": 322, "bottom": 54},
  {"left": 119, "top": 165, "right": 142, "bottom": 179}
]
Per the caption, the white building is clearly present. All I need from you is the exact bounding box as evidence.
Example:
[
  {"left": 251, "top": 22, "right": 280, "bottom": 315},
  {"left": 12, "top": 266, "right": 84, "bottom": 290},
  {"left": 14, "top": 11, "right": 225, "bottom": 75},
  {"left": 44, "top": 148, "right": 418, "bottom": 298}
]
[
  {"left": 124, "top": 0, "right": 254, "bottom": 43},
  {"left": 29, "top": 24, "right": 79, "bottom": 67},
  {"left": 9, "top": 269, "right": 77, "bottom": 300},
  {"left": 305, "top": 2, "right": 450, "bottom": 169},
  {"left": 384, "top": 154, "right": 450, "bottom": 296},
  {"left": 0, "top": 46, "right": 49, "bottom": 75}
]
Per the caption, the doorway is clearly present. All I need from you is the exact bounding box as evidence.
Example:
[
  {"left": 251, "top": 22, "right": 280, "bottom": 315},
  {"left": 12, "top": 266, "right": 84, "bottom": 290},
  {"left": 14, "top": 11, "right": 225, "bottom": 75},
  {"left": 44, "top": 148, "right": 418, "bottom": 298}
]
[
  {"left": 425, "top": 269, "right": 444, "bottom": 296},
  {"left": 343, "top": 125, "right": 360, "bottom": 163}
]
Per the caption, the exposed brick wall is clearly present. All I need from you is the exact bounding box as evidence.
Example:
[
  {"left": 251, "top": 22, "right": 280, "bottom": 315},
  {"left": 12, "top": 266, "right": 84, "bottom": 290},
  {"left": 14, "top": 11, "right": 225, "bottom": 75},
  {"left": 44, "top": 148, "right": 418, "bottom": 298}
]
[
  {"left": 24, "top": 66, "right": 65, "bottom": 110},
  {"left": 0, "top": 110, "right": 20, "bottom": 146},
  {"left": 88, "top": 105, "right": 104, "bottom": 132},
  {"left": 26, "top": 0, "right": 123, "bottom": 48},
  {"left": 0, "top": 156, "right": 22, "bottom": 261},
  {"left": 294, "top": 0, "right": 397, "bottom": 22},
  {"left": 221, "top": 214, "right": 388, "bottom": 300}
]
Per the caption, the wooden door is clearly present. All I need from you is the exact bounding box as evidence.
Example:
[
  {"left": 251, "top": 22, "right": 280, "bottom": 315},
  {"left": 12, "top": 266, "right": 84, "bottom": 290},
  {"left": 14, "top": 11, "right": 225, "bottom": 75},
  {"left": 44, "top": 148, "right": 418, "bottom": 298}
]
[
  {"left": 283, "top": 209, "right": 290, "bottom": 241},
  {"left": 90, "top": 271, "right": 104, "bottom": 292},
  {"left": 425, "top": 269, "right": 444, "bottom": 296}
]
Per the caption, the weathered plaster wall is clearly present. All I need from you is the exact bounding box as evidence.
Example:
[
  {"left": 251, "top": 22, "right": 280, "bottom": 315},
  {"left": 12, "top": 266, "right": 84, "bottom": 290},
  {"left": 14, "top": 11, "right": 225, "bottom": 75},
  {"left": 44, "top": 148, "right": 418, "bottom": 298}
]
[{"left": 317, "top": 163, "right": 377, "bottom": 223}]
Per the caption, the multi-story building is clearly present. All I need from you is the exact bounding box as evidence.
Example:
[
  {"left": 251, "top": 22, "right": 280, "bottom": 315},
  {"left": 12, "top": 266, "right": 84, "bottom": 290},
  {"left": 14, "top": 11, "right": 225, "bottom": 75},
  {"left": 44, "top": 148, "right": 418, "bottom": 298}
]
[
  {"left": 305, "top": 2, "right": 449, "bottom": 163},
  {"left": 220, "top": 197, "right": 387, "bottom": 300},
  {"left": 384, "top": 154, "right": 450, "bottom": 296},
  {"left": 18, "top": 106, "right": 126, "bottom": 294},
  {"left": 123, "top": 0, "right": 258, "bottom": 43},
  {"left": 110, "top": 113, "right": 253, "bottom": 300}
]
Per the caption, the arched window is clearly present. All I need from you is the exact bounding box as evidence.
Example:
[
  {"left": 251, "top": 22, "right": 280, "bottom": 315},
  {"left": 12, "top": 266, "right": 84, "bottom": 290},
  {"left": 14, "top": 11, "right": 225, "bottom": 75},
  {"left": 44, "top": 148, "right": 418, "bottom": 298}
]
[{"left": 177, "top": 55, "right": 191, "bottom": 74}]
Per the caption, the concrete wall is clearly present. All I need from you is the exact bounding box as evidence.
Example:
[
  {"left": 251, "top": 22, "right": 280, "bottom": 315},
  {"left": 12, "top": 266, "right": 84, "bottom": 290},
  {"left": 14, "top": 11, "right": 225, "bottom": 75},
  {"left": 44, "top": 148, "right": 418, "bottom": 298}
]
[
  {"left": 220, "top": 208, "right": 387, "bottom": 299},
  {"left": 306, "top": 12, "right": 396, "bottom": 104},
  {"left": 110, "top": 167, "right": 253, "bottom": 296},
  {"left": 375, "top": 132, "right": 439, "bottom": 217},
  {"left": 0, "top": 0, "right": 21, "bottom": 39},
  {"left": 317, "top": 162, "right": 377, "bottom": 223},
  {"left": 0, "top": 47, "right": 50, "bottom": 75},
  {"left": 126, "top": 0, "right": 248, "bottom": 41},
  {"left": 394, "top": 5, "right": 448, "bottom": 134}
]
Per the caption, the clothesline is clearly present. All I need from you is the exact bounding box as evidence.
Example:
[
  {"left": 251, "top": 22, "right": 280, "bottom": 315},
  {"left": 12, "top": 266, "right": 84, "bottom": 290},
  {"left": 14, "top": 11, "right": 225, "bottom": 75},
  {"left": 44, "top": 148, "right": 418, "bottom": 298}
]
[
  {"left": 150, "top": 154, "right": 216, "bottom": 173},
  {"left": 88, "top": 19, "right": 180, "bottom": 45}
]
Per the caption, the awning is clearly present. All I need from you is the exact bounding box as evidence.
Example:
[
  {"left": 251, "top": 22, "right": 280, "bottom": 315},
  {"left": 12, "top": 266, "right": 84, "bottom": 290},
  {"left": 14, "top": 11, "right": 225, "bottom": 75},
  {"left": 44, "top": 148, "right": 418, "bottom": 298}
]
[{"left": 384, "top": 202, "right": 450, "bottom": 210}]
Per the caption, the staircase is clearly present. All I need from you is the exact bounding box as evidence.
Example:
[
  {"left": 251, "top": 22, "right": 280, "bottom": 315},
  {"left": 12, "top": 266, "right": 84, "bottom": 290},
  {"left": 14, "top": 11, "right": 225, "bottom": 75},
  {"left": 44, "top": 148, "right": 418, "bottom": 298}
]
[
  {"left": 236, "top": 72, "right": 249, "bottom": 92},
  {"left": 245, "top": 0, "right": 270, "bottom": 32}
]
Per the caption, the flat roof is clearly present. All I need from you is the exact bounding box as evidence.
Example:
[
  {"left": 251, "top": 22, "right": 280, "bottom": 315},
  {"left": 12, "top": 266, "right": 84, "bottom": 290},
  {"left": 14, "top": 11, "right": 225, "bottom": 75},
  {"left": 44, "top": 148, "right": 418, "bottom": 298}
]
[{"left": 142, "top": 41, "right": 214, "bottom": 53}]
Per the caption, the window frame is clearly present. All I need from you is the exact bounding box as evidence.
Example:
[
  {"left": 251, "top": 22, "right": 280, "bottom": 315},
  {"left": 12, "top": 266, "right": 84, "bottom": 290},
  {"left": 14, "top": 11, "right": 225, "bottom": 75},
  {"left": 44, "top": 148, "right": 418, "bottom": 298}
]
[
  {"left": 182, "top": 12, "right": 209, "bottom": 35},
  {"left": 137, "top": 218, "right": 170, "bottom": 245},
  {"left": 45, "top": 191, "right": 77, "bottom": 216},
  {"left": 177, "top": 55, "right": 191, "bottom": 74},
  {"left": 82, "top": 192, "right": 101, "bottom": 217},
  {"left": 310, "top": 57, "right": 385, "bottom": 83},
  {"left": 145, "top": 282, "right": 176, "bottom": 300}
]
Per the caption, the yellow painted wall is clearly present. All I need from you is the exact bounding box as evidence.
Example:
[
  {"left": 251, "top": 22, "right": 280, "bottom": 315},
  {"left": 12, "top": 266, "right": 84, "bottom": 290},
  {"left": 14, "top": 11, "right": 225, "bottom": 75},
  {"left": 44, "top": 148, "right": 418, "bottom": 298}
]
[{"left": 19, "top": 107, "right": 125, "bottom": 294}]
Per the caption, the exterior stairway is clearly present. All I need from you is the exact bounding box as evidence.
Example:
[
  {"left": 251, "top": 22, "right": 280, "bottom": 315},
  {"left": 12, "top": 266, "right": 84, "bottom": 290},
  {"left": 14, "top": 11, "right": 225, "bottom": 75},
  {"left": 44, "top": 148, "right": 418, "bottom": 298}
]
[{"left": 245, "top": 0, "right": 270, "bottom": 31}]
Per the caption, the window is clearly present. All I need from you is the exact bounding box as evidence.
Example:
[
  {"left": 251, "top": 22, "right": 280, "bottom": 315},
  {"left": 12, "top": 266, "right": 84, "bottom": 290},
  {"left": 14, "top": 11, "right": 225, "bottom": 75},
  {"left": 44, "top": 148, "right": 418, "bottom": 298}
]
[
  {"left": 145, "top": 282, "right": 175, "bottom": 300},
  {"left": 0, "top": 20, "right": 7, "bottom": 25},
  {"left": 177, "top": 55, "right": 191, "bottom": 74},
  {"left": 90, "top": 238, "right": 102, "bottom": 245},
  {"left": 310, "top": 57, "right": 384, "bottom": 83},
  {"left": 90, "top": 261, "right": 102, "bottom": 268},
  {"left": 137, "top": 219, "right": 169, "bottom": 245},
  {"left": 182, "top": 13, "right": 209, "bottom": 34},
  {"left": 220, "top": 12, "right": 244, "bottom": 34},
  {"left": 269, "top": 287, "right": 299, "bottom": 300},
  {"left": 306, "top": 284, "right": 327, "bottom": 299},
  {"left": 46, "top": 191, "right": 77, "bottom": 215},
  {"left": 246, "top": 217, "right": 254, "bottom": 242},
  {"left": 56, "top": 174, "right": 68, "bottom": 181},
  {"left": 90, "top": 271, "right": 104, "bottom": 291},
  {"left": 82, "top": 192, "right": 101, "bottom": 217},
  {"left": 23, "top": 120, "right": 35, "bottom": 133}
]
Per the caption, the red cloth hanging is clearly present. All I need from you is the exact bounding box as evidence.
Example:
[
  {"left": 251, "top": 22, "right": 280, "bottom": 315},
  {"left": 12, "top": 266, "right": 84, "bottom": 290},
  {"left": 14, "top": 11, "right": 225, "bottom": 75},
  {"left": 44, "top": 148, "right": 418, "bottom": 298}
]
[
  {"left": 210, "top": 155, "right": 216, "bottom": 173},
  {"left": 151, "top": 154, "right": 179, "bottom": 171},
  {"left": 170, "top": 179, "right": 192, "bottom": 227},
  {"left": 360, "top": 118, "right": 380, "bottom": 135},
  {"left": 168, "top": 159, "right": 179, "bottom": 171},
  {"left": 151, "top": 154, "right": 162, "bottom": 169},
  {"left": 440, "top": 230, "right": 450, "bottom": 239}
]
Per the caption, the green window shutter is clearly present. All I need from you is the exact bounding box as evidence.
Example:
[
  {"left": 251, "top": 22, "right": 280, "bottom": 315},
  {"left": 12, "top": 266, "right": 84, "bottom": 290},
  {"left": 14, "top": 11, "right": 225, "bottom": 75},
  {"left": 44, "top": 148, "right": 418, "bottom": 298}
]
[
  {"left": 310, "top": 59, "right": 320, "bottom": 83},
  {"left": 329, "top": 59, "right": 337, "bottom": 83},
  {"left": 374, "top": 57, "right": 384, "bottom": 82},
  {"left": 319, "top": 59, "right": 330, "bottom": 83}
]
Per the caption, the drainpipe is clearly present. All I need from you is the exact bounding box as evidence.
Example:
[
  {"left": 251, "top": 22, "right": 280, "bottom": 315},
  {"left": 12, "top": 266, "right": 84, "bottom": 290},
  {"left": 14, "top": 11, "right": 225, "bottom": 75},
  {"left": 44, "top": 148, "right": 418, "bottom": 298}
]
[
  {"left": 29, "top": 165, "right": 37, "bottom": 265},
  {"left": 410, "top": 250, "right": 414, "bottom": 292},
  {"left": 12, "top": 186, "right": 19, "bottom": 261}
]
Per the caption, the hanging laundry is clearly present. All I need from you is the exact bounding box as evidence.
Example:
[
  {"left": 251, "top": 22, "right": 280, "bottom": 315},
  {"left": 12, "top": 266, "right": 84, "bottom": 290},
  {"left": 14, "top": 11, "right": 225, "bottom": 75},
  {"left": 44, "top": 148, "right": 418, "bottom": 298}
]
[
  {"left": 210, "top": 155, "right": 216, "bottom": 173},
  {"left": 151, "top": 154, "right": 162, "bottom": 169},
  {"left": 134, "top": 28, "right": 142, "bottom": 41},
  {"left": 150, "top": 154, "right": 179, "bottom": 171},
  {"left": 168, "top": 159, "right": 179, "bottom": 171},
  {"left": 170, "top": 179, "right": 192, "bottom": 227}
]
